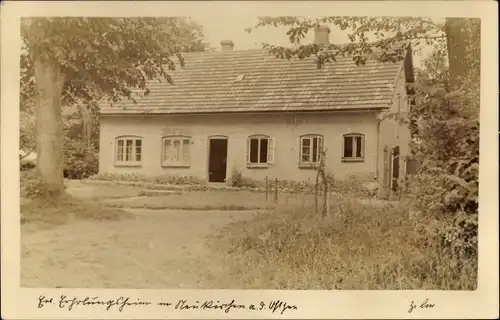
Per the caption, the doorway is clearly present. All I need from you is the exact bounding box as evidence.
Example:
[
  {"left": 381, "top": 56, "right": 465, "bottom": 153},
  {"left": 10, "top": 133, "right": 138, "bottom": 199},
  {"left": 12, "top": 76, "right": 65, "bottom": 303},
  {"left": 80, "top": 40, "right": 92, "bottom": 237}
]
[{"left": 208, "top": 138, "right": 228, "bottom": 183}]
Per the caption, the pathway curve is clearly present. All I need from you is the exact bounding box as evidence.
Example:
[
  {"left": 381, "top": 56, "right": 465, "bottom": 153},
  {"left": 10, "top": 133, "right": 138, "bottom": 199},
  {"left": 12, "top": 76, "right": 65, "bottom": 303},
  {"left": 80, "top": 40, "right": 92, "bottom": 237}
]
[{"left": 21, "top": 208, "right": 256, "bottom": 288}]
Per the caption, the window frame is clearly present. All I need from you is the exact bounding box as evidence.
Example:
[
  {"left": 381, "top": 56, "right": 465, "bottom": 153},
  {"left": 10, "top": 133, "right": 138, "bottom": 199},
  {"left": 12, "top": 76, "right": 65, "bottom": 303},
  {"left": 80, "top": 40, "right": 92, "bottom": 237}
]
[
  {"left": 114, "top": 135, "right": 143, "bottom": 167},
  {"left": 246, "top": 134, "right": 274, "bottom": 168},
  {"left": 299, "top": 134, "right": 323, "bottom": 168},
  {"left": 342, "top": 133, "right": 365, "bottom": 162},
  {"left": 161, "top": 135, "right": 192, "bottom": 168}
]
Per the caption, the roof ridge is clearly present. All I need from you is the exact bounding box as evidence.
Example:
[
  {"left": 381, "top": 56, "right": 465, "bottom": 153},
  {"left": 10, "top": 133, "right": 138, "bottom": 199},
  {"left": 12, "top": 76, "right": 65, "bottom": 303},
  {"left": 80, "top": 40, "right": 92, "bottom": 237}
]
[{"left": 179, "top": 40, "right": 409, "bottom": 56}]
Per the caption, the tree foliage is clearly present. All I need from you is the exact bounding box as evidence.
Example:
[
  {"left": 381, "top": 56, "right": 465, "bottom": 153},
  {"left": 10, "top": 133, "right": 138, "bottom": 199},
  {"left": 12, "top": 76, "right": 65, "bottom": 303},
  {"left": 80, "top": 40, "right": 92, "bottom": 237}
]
[
  {"left": 411, "top": 19, "right": 479, "bottom": 258},
  {"left": 247, "top": 17, "right": 447, "bottom": 68},
  {"left": 20, "top": 17, "right": 206, "bottom": 193},
  {"left": 21, "top": 17, "right": 202, "bottom": 106}
]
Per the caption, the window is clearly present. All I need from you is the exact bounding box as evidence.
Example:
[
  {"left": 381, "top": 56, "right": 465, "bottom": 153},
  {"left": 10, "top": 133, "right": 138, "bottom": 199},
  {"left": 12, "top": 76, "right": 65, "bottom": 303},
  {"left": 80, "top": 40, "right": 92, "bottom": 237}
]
[
  {"left": 162, "top": 136, "right": 191, "bottom": 167},
  {"left": 233, "top": 74, "right": 245, "bottom": 82},
  {"left": 247, "top": 135, "right": 274, "bottom": 167},
  {"left": 342, "top": 133, "right": 364, "bottom": 161},
  {"left": 115, "top": 136, "right": 142, "bottom": 166},
  {"left": 299, "top": 135, "right": 323, "bottom": 167}
]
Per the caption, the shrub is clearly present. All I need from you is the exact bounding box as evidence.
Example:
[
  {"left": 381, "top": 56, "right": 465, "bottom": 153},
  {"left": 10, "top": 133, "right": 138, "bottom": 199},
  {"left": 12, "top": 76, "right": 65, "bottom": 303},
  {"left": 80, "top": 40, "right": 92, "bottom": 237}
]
[
  {"left": 229, "top": 167, "right": 244, "bottom": 187},
  {"left": 229, "top": 168, "right": 261, "bottom": 189},
  {"left": 20, "top": 157, "right": 36, "bottom": 171},
  {"left": 88, "top": 172, "right": 206, "bottom": 186},
  {"left": 63, "top": 139, "right": 99, "bottom": 179},
  {"left": 64, "top": 152, "right": 98, "bottom": 179},
  {"left": 21, "top": 170, "right": 53, "bottom": 199},
  {"left": 329, "top": 175, "right": 374, "bottom": 198},
  {"left": 88, "top": 172, "right": 152, "bottom": 183},
  {"left": 274, "top": 179, "right": 315, "bottom": 193},
  {"left": 262, "top": 175, "right": 373, "bottom": 198},
  {"left": 155, "top": 174, "right": 206, "bottom": 186},
  {"left": 407, "top": 72, "right": 479, "bottom": 258}
]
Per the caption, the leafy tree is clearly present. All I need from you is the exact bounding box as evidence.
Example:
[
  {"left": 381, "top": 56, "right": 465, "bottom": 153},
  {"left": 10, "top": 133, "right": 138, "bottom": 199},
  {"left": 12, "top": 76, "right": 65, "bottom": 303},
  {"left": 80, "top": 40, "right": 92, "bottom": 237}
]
[
  {"left": 250, "top": 17, "right": 479, "bottom": 255},
  {"left": 21, "top": 17, "right": 204, "bottom": 195},
  {"left": 246, "top": 17, "right": 447, "bottom": 68},
  {"left": 415, "top": 48, "right": 448, "bottom": 82}
]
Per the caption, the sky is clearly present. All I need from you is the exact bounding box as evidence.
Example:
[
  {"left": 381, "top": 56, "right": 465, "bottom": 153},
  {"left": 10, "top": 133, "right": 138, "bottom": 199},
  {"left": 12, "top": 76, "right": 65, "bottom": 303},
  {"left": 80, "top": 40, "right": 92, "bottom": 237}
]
[{"left": 187, "top": 11, "right": 446, "bottom": 68}]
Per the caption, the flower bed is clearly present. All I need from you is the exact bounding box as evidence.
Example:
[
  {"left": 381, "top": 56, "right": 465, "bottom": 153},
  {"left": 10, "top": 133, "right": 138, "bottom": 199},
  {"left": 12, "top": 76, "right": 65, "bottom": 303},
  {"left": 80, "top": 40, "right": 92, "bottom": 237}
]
[{"left": 87, "top": 172, "right": 375, "bottom": 198}]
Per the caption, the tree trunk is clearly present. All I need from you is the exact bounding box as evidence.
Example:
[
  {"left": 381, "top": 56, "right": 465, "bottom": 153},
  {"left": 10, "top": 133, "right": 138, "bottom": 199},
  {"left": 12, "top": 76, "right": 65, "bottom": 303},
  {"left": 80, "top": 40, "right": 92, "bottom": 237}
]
[
  {"left": 33, "top": 55, "right": 65, "bottom": 195},
  {"left": 445, "top": 18, "right": 481, "bottom": 87}
]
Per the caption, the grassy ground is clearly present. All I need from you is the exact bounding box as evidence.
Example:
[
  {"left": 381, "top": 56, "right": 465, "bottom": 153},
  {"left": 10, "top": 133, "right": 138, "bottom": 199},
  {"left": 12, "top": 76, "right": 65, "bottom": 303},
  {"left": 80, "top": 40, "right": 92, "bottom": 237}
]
[
  {"left": 100, "top": 190, "right": 332, "bottom": 211},
  {"left": 66, "top": 180, "right": 144, "bottom": 200},
  {"left": 211, "top": 198, "right": 478, "bottom": 290},
  {"left": 21, "top": 181, "right": 477, "bottom": 290},
  {"left": 21, "top": 195, "right": 132, "bottom": 228},
  {"left": 20, "top": 178, "right": 136, "bottom": 228}
]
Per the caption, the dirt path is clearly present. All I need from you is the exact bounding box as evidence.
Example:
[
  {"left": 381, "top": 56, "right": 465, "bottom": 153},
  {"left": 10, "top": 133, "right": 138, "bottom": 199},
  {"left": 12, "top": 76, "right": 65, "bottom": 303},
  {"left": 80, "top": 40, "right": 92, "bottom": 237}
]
[{"left": 21, "top": 208, "right": 257, "bottom": 288}]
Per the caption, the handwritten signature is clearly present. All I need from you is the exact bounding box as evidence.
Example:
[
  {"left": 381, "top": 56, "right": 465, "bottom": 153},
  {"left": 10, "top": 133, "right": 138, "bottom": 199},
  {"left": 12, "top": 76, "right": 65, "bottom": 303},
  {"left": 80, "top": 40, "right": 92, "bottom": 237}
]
[
  {"left": 38, "top": 295, "right": 151, "bottom": 312},
  {"left": 408, "top": 298, "right": 435, "bottom": 313},
  {"left": 37, "top": 295, "right": 298, "bottom": 315}
]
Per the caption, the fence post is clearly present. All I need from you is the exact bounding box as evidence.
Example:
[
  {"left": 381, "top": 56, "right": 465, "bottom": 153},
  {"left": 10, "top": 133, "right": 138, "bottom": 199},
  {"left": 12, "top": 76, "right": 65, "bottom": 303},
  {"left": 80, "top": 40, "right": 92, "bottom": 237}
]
[
  {"left": 265, "top": 176, "right": 268, "bottom": 201},
  {"left": 274, "top": 178, "right": 278, "bottom": 204},
  {"left": 325, "top": 178, "right": 330, "bottom": 217}
]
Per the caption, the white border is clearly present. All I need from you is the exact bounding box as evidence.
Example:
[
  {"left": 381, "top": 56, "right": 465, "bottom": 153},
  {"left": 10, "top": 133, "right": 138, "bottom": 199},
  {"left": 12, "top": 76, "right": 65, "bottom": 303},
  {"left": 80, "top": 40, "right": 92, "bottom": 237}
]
[{"left": 1, "top": 1, "right": 498, "bottom": 319}]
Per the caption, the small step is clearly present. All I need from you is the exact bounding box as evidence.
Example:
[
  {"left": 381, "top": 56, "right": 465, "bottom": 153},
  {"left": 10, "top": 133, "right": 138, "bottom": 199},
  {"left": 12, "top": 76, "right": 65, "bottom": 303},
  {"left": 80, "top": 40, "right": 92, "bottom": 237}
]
[{"left": 139, "top": 190, "right": 183, "bottom": 197}]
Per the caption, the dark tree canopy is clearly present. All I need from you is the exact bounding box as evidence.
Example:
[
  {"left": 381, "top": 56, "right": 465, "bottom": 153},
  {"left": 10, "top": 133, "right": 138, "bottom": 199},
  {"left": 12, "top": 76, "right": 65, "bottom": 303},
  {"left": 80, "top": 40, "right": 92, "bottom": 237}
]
[
  {"left": 20, "top": 17, "right": 207, "bottom": 193},
  {"left": 20, "top": 17, "right": 206, "bottom": 107}
]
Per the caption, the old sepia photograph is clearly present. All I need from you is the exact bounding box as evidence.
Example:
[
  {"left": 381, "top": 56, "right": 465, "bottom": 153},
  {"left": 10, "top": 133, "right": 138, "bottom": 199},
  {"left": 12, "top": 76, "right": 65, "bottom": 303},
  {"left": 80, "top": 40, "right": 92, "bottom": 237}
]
[
  {"left": 3, "top": 2, "right": 497, "bottom": 318},
  {"left": 0, "top": 1, "right": 498, "bottom": 319},
  {"left": 17, "top": 11, "right": 482, "bottom": 291},
  {"left": 18, "top": 12, "right": 481, "bottom": 290}
]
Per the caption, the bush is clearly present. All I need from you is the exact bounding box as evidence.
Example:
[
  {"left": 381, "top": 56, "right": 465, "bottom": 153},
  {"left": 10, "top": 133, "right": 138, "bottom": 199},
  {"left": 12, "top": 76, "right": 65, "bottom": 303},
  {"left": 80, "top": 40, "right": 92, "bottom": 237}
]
[
  {"left": 20, "top": 158, "right": 36, "bottom": 171},
  {"left": 407, "top": 74, "right": 479, "bottom": 259},
  {"left": 262, "top": 174, "right": 373, "bottom": 198},
  {"left": 88, "top": 172, "right": 152, "bottom": 182},
  {"left": 64, "top": 153, "right": 98, "bottom": 179},
  {"left": 155, "top": 174, "right": 206, "bottom": 186},
  {"left": 329, "top": 175, "right": 374, "bottom": 198},
  {"left": 21, "top": 170, "right": 53, "bottom": 199},
  {"left": 89, "top": 172, "right": 207, "bottom": 186},
  {"left": 63, "top": 139, "right": 99, "bottom": 179},
  {"left": 229, "top": 168, "right": 261, "bottom": 188}
]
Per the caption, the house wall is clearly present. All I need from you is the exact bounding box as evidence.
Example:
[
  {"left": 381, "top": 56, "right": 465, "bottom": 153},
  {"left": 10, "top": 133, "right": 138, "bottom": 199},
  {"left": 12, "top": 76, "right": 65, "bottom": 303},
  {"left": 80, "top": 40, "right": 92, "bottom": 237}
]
[
  {"left": 377, "top": 64, "right": 412, "bottom": 197},
  {"left": 99, "top": 111, "right": 380, "bottom": 183}
]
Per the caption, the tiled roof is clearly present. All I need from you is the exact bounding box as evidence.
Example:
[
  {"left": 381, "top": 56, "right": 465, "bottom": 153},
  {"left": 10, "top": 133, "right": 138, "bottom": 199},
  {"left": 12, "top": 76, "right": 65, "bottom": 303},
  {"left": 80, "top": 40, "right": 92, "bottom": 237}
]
[{"left": 99, "top": 49, "right": 405, "bottom": 115}]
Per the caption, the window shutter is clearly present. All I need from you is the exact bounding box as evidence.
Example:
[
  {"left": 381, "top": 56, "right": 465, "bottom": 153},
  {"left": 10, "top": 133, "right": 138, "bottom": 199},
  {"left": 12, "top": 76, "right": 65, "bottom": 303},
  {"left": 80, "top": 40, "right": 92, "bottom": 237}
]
[
  {"left": 246, "top": 137, "right": 251, "bottom": 163},
  {"left": 267, "top": 137, "right": 275, "bottom": 163},
  {"left": 319, "top": 136, "right": 324, "bottom": 161},
  {"left": 182, "top": 139, "right": 191, "bottom": 165},
  {"left": 298, "top": 137, "right": 303, "bottom": 164}
]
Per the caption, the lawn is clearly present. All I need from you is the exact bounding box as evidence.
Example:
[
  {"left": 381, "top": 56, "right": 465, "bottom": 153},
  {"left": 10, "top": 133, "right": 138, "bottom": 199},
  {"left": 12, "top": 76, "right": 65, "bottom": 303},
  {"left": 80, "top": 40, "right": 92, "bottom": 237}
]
[
  {"left": 210, "top": 197, "right": 478, "bottom": 290},
  {"left": 100, "top": 189, "right": 324, "bottom": 211},
  {"left": 21, "top": 194, "right": 133, "bottom": 228}
]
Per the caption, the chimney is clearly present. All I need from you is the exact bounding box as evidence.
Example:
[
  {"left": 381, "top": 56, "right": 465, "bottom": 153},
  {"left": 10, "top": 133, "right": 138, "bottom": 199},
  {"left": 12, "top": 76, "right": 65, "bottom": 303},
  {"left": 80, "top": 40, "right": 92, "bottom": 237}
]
[
  {"left": 313, "top": 25, "right": 330, "bottom": 45},
  {"left": 220, "top": 40, "right": 234, "bottom": 52}
]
